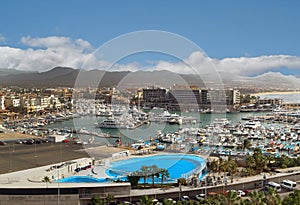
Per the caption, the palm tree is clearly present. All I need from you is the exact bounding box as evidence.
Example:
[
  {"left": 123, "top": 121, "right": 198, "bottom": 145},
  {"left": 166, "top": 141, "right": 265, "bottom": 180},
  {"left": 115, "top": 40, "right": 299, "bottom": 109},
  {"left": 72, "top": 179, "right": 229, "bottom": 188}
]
[
  {"left": 127, "top": 172, "right": 140, "bottom": 187},
  {"left": 162, "top": 198, "right": 175, "bottom": 205},
  {"left": 140, "top": 166, "right": 150, "bottom": 187},
  {"left": 282, "top": 190, "right": 300, "bottom": 205},
  {"left": 263, "top": 188, "right": 281, "bottom": 205},
  {"left": 208, "top": 160, "right": 219, "bottom": 174},
  {"left": 88, "top": 196, "right": 106, "bottom": 205},
  {"left": 252, "top": 148, "right": 267, "bottom": 173},
  {"left": 149, "top": 165, "right": 160, "bottom": 187},
  {"left": 105, "top": 194, "right": 115, "bottom": 205},
  {"left": 224, "top": 191, "right": 240, "bottom": 205},
  {"left": 244, "top": 191, "right": 266, "bottom": 205},
  {"left": 159, "top": 168, "right": 170, "bottom": 187},
  {"left": 42, "top": 176, "right": 51, "bottom": 188},
  {"left": 246, "top": 156, "right": 256, "bottom": 175},
  {"left": 140, "top": 195, "right": 154, "bottom": 205},
  {"left": 208, "top": 193, "right": 226, "bottom": 205}
]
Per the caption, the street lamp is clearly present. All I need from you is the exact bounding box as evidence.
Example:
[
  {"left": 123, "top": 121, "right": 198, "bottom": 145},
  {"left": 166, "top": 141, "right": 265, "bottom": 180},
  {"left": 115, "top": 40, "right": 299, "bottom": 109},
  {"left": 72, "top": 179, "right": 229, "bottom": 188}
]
[
  {"left": 263, "top": 172, "right": 267, "bottom": 187},
  {"left": 178, "top": 182, "right": 182, "bottom": 199}
]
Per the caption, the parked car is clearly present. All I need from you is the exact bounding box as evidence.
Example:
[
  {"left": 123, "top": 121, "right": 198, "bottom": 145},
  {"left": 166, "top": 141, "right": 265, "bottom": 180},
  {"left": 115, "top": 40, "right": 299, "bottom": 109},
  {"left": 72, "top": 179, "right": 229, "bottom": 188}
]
[
  {"left": 166, "top": 198, "right": 176, "bottom": 204},
  {"left": 25, "top": 139, "right": 34, "bottom": 145},
  {"left": 242, "top": 189, "right": 249, "bottom": 196},
  {"left": 180, "top": 196, "right": 190, "bottom": 201},
  {"left": 34, "top": 139, "right": 41, "bottom": 144},
  {"left": 195, "top": 193, "right": 206, "bottom": 200},
  {"left": 281, "top": 180, "right": 297, "bottom": 190},
  {"left": 0, "top": 141, "right": 7, "bottom": 145},
  {"left": 237, "top": 190, "right": 246, "bottom": 197},
  {"left": 62, "top": 139, "right": 70, "bottom": 143},
  {"left": 152, "top": 199, "right": 162, "bottom": 205},
  {"left": 15, "top": 140, "right": 23, "bottom": 144},
  {"left": 226, "top": 189, "right": 246, "bottom": 197}
]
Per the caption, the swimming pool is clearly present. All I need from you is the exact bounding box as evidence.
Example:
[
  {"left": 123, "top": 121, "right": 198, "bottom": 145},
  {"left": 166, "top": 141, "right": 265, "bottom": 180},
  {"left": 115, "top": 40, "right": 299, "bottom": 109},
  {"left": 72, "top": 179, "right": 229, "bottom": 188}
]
[
  {"left": 106, "top": 154, "right": 206, "bottom": 182},
  {"left": 58, "top": 154, "right": 206, "bottom": 183},
  {"left": 57, "top": 176, "right": 110, "bottom": 183}
]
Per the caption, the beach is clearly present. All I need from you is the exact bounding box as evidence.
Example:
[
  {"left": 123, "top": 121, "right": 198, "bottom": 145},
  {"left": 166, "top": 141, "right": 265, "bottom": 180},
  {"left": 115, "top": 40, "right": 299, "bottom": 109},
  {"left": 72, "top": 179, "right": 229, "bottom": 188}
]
[{"left": 252, "top": 91, "right": 300, "bottom": 96}]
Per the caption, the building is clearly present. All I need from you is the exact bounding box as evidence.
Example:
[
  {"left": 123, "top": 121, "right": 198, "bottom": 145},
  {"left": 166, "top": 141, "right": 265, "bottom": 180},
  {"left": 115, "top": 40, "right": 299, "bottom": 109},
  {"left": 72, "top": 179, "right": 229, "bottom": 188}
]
[
  {"left": 0, "top": 94, "right": 4, "bottom": 110},
  {"left": 4, "top": 96, "right": 21, "bottom": 108},
  {"left": 199, "top": 89, "right": 240, "bottom": 112},
  {"left": 256, "top": 98, "right": 283, "bottom": 106},
  {"left": 167, "top": 85, "right": 200, "bottom": 111},
  {"left": 203, "top": 89, "right": 240, "bottom": 105},
  {"left": 142, "top": 87, "right": 167, "bottom": 108}
]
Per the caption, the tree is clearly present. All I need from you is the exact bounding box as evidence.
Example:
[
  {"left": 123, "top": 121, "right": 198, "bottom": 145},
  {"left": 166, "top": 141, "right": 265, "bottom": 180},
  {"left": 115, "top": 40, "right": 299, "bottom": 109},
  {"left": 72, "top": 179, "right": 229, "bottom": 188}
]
[
  {"left": 246, "top": 156, "right": 256, "bottom": 171},
  {"left": 140, "top": 195, "right": 154, "bottom": 205},
  {"left": 177, "top": 178, "right": 187, "bottom": 186},
  {"left": 162, "top": 198, "right": 175, "bottom": 205},
  {"left": 208, "top": 160, "right": 219, "bottom": 174},
  {"left": 224, "top": 191, "right": 240, "bottom": 205},
  {"left": 159, "top": 168, "right": 170, "bottom": 187},
  {"left": 253, "top": 149, "right": 267, "bottom": 173},
  {"left": 246, "top": 148, "right": 267, "bottom": 174},
  {"left": 282, "top": 190, "right": 300, "bottom": 205},
  {"left": 42, "top": 176, "right": 51, "bottom": 188},
  {"left": 127, "top": 174, "right": 140, "bottom": 187},
  {"left": 263, "top": 188, "right": 281, "bottom": 205},
  {"left": 244, "top": 191, "right": 266, "bottom": 205},
  {"left": 149, "top": 165, "right": 160, "bottom": 187},
  {"left": 88, "top": 196, "right": 106, "bottom": 205},
  {"left": 105, "top": 194, "right": 115, "bottom": 205},
  {"left": 226, "top": 157, "right": 238, "bottom": 180},
  {"left": 140, "top": 166, "right": 150, "bottom": 187}
]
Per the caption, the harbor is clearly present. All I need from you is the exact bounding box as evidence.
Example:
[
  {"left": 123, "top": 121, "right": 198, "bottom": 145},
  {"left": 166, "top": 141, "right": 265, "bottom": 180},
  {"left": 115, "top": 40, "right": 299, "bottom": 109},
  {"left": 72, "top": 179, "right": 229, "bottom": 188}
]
[{"left": 2, "top": 104, "right": 300, "bottom": 160}]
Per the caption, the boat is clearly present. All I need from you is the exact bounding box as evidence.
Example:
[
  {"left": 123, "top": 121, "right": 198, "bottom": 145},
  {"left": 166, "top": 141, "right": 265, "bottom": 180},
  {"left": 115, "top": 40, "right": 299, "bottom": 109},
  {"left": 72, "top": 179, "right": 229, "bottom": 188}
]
[
  {"left": 155, "top": 143, "right": 165, "bottom": 150},
  {"left": 96, "top": 118, "right": 130, "bottom": 129},
  {"left": 152, "top": 110, "right": 180, "bottom": 122},
  {"left": 211, "top": 118, "right": 231, "bottom": 127},
  {"left": 244, "top": 120, "right": 261, "bottom": 129},
  {"left": 189, "top": 139, "right": 198, "bottom": 145}
]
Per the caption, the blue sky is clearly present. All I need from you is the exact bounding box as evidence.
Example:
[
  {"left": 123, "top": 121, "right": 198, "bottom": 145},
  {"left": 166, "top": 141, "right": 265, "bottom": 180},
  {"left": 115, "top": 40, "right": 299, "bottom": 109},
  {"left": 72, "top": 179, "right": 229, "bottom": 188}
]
[{"left": 0, "top": 0, "right": 300, "bottom": 76}]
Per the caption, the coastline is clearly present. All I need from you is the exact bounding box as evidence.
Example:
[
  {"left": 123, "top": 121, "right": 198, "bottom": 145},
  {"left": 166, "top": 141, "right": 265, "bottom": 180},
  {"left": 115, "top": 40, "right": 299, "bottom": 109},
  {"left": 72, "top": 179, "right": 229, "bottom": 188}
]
[{"left": 252, "top": 91, "right": 300, "bottom": 96}]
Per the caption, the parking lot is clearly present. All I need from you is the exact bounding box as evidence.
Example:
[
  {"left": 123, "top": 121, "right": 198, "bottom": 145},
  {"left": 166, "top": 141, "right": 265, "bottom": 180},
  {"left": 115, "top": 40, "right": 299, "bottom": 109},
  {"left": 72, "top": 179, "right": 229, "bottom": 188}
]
[{"left": 0, "top": 140, "right": 89, "bottom": 174}]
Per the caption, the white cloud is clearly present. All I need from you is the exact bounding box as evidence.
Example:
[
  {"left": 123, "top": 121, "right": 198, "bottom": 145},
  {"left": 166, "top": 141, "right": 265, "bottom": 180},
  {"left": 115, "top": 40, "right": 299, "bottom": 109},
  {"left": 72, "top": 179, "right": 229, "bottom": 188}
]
[
  {"left": 215, "top": 55, "right": 300, "bottom": 75},
  {"left": 0, "top": 35, "right": 300, "bottom": 76},
  {"left": 150, "top": 52, "right": 300, "bottom": 76}
]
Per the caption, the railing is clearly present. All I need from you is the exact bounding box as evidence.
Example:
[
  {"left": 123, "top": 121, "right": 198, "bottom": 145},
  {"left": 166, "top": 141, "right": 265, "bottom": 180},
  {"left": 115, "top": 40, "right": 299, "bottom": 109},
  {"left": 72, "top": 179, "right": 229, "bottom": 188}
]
[
  {"left": 106, "top": 167, "right": 132, "bottom": 177},
  {"left": 0, "top": 177, "right": 20, "bottom": 184},
  {"left": 180, "top": 162, "right": 206, "bottom": 179}
]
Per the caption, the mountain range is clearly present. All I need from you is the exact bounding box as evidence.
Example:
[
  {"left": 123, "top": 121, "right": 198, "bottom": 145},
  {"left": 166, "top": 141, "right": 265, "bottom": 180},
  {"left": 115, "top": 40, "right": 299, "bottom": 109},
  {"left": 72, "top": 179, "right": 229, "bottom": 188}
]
[{"left": 0, "top": 67, "right": 299, "bottom": 90}]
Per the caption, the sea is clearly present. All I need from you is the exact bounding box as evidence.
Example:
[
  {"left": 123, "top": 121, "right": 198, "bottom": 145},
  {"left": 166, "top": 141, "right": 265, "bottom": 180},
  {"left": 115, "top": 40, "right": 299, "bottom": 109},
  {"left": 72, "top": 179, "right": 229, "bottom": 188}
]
[{"left": 45, "top": 111, "right": 269, "bottom": 146}]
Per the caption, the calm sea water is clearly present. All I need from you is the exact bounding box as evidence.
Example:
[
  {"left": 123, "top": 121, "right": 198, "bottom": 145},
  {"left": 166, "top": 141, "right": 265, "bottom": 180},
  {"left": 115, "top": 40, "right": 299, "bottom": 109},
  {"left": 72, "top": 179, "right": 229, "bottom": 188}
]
[{"left": 45, "top": 112, "right": 268, "bottom": 145}]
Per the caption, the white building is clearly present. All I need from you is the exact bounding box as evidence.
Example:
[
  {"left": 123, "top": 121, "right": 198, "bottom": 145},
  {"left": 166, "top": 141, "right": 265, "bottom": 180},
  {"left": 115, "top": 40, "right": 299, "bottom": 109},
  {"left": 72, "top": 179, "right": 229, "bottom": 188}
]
[{"left": 0, "top": 95, "right": 5, "bottom": 110}]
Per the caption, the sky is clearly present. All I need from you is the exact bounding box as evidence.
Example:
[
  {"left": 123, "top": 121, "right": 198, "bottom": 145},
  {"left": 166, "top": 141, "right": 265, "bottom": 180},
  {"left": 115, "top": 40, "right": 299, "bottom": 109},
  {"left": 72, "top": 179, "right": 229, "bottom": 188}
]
[{"left": 0, "top": 0, "right": 300, "bottom": 76}]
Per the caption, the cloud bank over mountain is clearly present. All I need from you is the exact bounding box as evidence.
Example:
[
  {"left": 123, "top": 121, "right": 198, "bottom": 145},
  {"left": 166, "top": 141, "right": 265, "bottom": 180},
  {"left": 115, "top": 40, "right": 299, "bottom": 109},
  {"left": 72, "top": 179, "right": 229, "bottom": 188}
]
[{"left": 0, "top": 36, "right": 299, "bottom": 76}]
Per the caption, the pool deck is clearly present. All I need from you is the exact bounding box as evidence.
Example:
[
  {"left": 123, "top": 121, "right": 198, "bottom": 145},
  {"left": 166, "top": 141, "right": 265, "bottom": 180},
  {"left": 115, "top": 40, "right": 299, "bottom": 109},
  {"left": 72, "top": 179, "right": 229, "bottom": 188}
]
[
  {"left": 0, "top": 151, "right": 300, "bottom": 199},
  {"left": 0, "top": 151, "right": 207, "bottom": 188}
]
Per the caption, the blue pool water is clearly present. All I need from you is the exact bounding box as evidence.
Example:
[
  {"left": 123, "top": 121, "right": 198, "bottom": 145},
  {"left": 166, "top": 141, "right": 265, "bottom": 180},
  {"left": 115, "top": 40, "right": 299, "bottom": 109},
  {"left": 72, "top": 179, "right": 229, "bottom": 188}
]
[
  {"left": 58, "top": 154, "right": 206, "bottom": 183},
  {"left": 58, "top": 176, "right": 110, "bottom": 183},
  {"left": 106, "top": 154, "right": 206, "bottom": 181}
]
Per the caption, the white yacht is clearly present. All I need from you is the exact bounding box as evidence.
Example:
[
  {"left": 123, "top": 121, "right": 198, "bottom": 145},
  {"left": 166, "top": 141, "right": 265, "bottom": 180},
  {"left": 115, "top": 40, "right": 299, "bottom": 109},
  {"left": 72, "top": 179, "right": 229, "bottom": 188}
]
[
  {"left": 244, "top": 120, "right": 261, "bottom": 129},
  {"left": 97, "top": 118, "right": 129, "bottom": 129}
]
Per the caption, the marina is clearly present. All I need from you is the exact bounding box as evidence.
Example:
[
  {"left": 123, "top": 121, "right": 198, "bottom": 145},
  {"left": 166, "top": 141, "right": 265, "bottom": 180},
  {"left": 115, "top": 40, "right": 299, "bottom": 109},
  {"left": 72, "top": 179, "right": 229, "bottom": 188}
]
[{"left": 2, "top": 105, "right": 300, "bottom": 160}]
